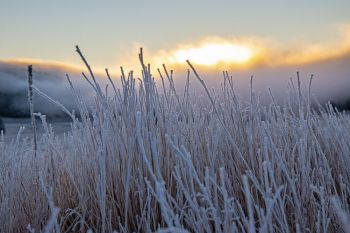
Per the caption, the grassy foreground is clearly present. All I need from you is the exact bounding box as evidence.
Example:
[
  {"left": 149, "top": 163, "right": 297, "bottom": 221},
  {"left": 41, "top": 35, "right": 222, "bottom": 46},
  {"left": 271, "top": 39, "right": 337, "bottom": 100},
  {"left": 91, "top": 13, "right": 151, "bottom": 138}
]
[{"left": 0, "top": 47, "right": 350, "bottom": 233}]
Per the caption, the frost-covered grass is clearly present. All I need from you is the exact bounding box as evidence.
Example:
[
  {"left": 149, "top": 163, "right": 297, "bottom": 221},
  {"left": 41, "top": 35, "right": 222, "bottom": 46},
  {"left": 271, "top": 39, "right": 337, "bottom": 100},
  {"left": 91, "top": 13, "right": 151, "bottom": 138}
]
[{"left": 0, "top": 47, "right": 350, "bottom": 233}]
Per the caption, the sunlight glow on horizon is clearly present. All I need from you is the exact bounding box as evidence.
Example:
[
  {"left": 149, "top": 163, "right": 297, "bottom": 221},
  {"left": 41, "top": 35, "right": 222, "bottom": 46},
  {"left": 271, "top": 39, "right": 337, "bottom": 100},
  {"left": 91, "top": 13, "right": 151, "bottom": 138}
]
[
  {"left": 169, "top": 43, "right": 253, "bottom": 66},
  {"left": 1, "top": 1, "right": 350, "bottom": 70},
  {"left": 3, "top": 23, "right": 350, "bottom": 77}
]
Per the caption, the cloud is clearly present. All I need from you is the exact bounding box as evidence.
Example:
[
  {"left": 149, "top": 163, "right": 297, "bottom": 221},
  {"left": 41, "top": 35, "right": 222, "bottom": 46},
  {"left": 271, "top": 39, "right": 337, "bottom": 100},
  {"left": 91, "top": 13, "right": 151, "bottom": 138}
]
[
  {"left": 2, "top": 24, "right": 350, "bottom": 119},
  {"left": 138, "top": 23, "right": 350, "bottom": 71},
  {"left": 114, "top": 24, "right": 348, "bottom": 107},
  {"left": 0, "top": 60, "right": 108, "bottom": 118}
]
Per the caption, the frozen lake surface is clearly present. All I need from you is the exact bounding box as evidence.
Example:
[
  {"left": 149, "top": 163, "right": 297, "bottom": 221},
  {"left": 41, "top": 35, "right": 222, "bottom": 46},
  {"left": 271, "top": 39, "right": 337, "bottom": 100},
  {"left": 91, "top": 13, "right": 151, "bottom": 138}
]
[{"left": 1, "top": 117, "right": 71, "bottom": 141}]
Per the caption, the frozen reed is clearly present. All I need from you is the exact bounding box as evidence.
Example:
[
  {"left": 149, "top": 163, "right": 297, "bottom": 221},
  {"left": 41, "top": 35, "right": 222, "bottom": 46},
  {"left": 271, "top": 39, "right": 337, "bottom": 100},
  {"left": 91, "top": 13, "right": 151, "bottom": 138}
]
[{"left": 0, "top": 47, "right": 349, "bottom": 233}]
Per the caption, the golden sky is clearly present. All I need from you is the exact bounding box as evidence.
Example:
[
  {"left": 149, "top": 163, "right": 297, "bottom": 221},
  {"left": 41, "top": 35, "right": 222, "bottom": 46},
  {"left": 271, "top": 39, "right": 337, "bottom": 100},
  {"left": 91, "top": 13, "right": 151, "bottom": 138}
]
[{"left": 1, "top": 1, "right": 350, "bottom": 75}]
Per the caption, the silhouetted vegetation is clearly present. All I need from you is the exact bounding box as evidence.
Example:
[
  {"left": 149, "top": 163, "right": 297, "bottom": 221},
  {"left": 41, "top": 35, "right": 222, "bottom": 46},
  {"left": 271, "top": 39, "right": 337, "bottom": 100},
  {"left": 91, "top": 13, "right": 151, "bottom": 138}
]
[
  {"left": 0, "top": 92, "right": 29, "bottom": 118},
  {"left": 332, "top": 97, "right": 350, "bottom": 112},
  {"left": 0, "top": 117, "right": 4, "bottom": 133}
]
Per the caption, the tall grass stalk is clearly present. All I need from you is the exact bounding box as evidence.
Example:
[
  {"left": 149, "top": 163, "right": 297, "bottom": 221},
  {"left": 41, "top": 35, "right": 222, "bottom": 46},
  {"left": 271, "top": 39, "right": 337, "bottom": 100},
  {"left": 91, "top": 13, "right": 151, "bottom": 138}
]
[{"left": 27, "top": 65, "right": 37, "bottom": 157}]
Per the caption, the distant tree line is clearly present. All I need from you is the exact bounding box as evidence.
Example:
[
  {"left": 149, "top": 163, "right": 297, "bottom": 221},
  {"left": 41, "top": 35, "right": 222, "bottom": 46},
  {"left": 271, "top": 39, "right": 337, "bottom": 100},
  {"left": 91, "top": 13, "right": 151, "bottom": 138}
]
[
  {"left": 0, "top": 92, "right": 29, "bottom": 118},
  {"left": 331, "top": 97, "right": 350, "bottom": 112}
]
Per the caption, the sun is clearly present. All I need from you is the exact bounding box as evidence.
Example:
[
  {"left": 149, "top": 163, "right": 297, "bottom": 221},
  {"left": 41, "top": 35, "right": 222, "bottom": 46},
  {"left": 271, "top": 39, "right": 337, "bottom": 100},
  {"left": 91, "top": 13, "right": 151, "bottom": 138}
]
[{"left": 170, "top": 43, "right": 253, "bottom": 66}]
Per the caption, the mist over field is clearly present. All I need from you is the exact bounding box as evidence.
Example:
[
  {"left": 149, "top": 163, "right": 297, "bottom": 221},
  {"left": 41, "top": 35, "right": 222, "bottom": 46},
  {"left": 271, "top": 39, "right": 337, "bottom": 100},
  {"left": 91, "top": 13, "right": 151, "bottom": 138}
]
[
  {"left": 0, "top": 61, "right": 96, "bottom": 118},
  {"left": 1, "top": 51, "right": 350, "bottom": 118}
]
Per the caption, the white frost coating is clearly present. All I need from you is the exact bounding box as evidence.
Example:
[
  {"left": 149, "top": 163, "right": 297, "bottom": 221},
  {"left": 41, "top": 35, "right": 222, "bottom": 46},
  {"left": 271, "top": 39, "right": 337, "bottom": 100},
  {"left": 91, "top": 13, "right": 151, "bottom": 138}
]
[{"left": 0, "top": 47, "right": 349, "bottom": 232}]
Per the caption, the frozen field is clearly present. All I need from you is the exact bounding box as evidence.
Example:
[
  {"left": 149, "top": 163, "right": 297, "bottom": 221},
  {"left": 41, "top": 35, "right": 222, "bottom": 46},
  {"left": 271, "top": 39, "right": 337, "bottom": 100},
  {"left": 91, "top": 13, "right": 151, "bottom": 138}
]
[{"left": 0, "top": 49, "right": 349, "bottom": 233}]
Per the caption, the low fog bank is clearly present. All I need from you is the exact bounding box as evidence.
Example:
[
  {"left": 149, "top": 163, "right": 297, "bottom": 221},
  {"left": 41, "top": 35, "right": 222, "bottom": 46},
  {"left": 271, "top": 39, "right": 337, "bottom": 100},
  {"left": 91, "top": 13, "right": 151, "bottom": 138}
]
[
  {"left": 171, "top": 54, "right": 350, "bottom": 109},
  {"left": 0, "top": 61, "right": 99, "bottom": 118},
  {"left": 1, "top": 53, "right": 350, "bottom": 120}
]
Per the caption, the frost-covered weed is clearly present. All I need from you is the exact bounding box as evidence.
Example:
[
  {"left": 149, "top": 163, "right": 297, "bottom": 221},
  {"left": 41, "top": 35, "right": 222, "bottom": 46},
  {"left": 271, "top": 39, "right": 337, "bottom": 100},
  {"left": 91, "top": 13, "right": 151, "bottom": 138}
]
[{"left": 0, "top": 47, "right": 349, "bottom": 233}]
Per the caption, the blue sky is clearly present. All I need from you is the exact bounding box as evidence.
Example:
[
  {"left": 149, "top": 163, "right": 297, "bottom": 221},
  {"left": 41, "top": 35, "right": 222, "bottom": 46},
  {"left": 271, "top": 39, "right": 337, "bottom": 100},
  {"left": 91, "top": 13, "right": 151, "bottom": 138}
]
[{"left": 1, "top": 1, "right": 350, "bottom": 68}]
